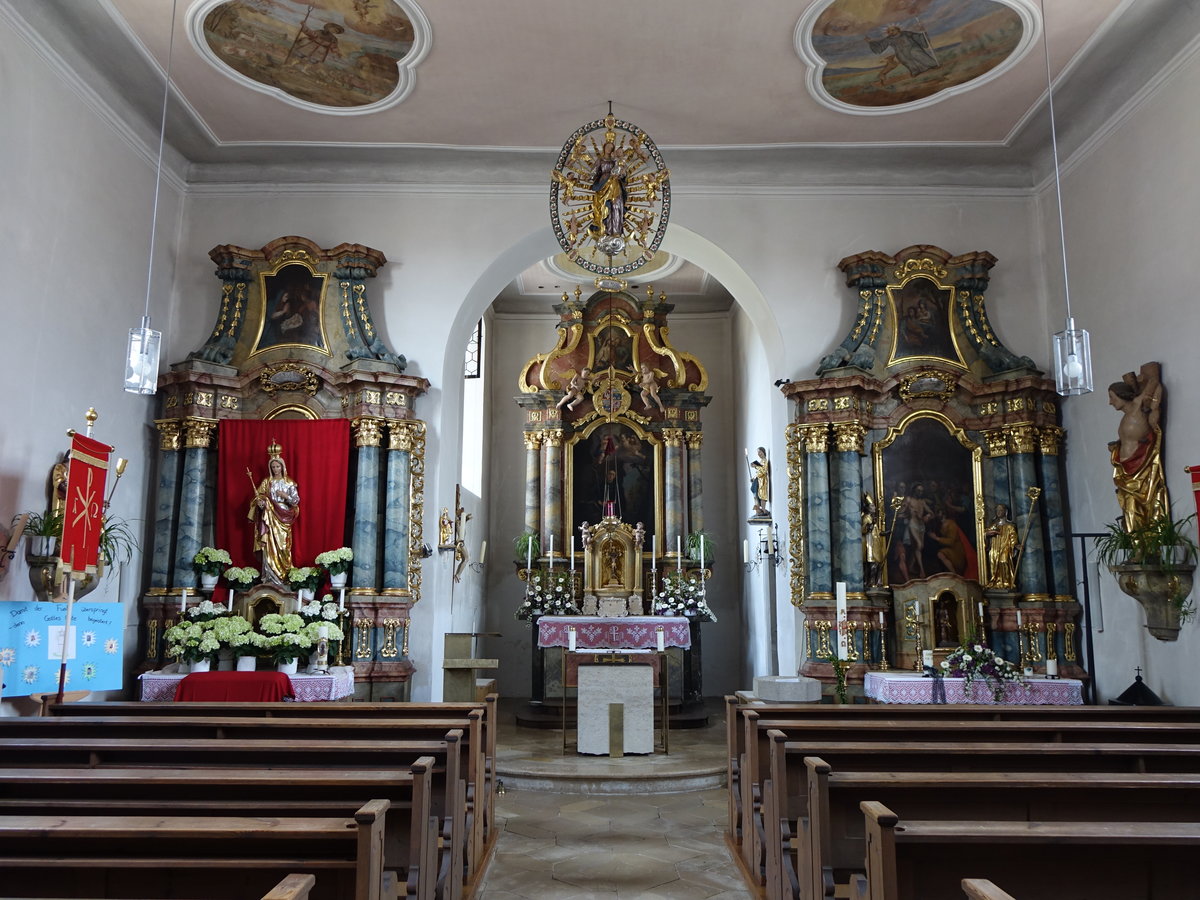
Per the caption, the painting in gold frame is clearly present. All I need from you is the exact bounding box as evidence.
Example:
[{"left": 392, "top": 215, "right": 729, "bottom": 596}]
[
  {"left": 251, "top": 261, "right": 331, "bottom": 357},
  {"left": 568, "top": 420, "right": 662, "bottom": 544},
  {"left": 886, "top": 273, "right": 965, "bottom": 369},
  {"left": 872, "top": 411, "right": 984, "bottom": 588}
]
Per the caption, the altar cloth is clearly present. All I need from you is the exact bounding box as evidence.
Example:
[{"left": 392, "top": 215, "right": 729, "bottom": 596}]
[
  {"left": 140, "top": 668, "right": 355, "bottom": 702},
  {"left": 864, "top": 671, "right": 1083, "bottom": 705},
  {"left": 174, "top": 671, "right": 294, "bottom": 702},
  {"left": 537, "top": 615, "right": 691, "bottom": 650}
]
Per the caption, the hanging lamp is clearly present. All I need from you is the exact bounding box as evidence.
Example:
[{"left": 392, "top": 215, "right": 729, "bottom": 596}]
[{"left": 124, "top": 0, "right": 179, "bottom": 395}]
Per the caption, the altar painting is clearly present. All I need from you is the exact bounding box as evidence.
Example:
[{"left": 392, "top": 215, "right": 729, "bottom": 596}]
[
  {"left": 888, "top": 274, "right": 962, "bottom": 367},
  {"left": 804, "top": 0, "right": 1025, "bottom": 110},
  {"left": 874, "top": 413, "right": 982, "bottom": 586},
  {"left": 253, "top": 263, "right": 329, "bottom": 355},
  {"left": 591, "top": 323, "right": 635, "bottom": 374},
  {"left": 570, "top": 422, "right": 659, "bottom": 541}
]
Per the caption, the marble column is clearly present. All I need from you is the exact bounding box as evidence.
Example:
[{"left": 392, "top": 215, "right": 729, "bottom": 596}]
[
  {"left": 1038, "top": 427, "right": 1072, "bottom": 600},
  {"left": 172, "top": 418, "right": 216, "bottom": 591},
  {"left": 686, "top": 432, "right": 704, "bottom": 535},
  {"left": 1007, "top": 425, "right": 1049, "bottom": 599},
  {"left": 831, "top": 423, "right": 866, "bottom": 593},
  {"left": 801, "top": 425, "right": 832, "bottom": 599},
  {"left": 382, "top": 420, "right": 414, "bottom": 593},
  {"left": 351, "top": 417, "right": 383, "bottom": 591},
  {"left": 541, "top": 430, "right": 564, "bottom": 556},
  {"left": 662, "top": 429, "right": 685, "bottom": 552},
  {"left": 150, "top": 421, "right": 183, "bottom": 591},
  {"left": 524, "top": 433, "right": 542, "bottom": 538}
]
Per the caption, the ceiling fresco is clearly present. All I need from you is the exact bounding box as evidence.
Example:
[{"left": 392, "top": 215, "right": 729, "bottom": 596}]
[
  {"left": 195, "top": 0, "right": 426, "bottom": 112},
  {"left": 799, "top": 0, "right": 1034, "bottom": 113}
]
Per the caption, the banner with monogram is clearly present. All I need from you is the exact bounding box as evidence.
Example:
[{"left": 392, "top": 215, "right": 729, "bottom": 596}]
[
  {"left": 0, "top": 602, "right": 123, "bottom": 694},
  {"left": 1186, "top": 466, "right": 1200, "bottom": 539},
  {"left": 61, "top": 433, "right": 113, "bottom": 576}
]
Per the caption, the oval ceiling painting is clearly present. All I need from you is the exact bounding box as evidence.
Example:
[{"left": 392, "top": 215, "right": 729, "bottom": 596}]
[
  {"left": 192, "top": 0, "right": 430, "bottom": 114},
  {"left": 796, "top": 0, "right": 1035, "bottom": 114}
]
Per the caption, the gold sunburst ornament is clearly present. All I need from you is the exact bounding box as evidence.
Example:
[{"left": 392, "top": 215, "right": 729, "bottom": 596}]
[{"left": 550, "top": 111, "right": 671, "bottom": 278}]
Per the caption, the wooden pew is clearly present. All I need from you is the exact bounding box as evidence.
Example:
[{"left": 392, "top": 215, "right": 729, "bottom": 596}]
[
  {"left": 0, "top": 763, "right": 439, "bottom": 900},
  {"left": 961, "top": 880, "right": 1014, "bottom": 900},
  {"left": 0, "top": 735, "right": 465, "bottom": 900},
  {"left": 860, "top": 800, "right": 1200, "bottom": 900},
  {"left": 802, "top": 759, "right": 1200, "bottom": 900},
  {"left": 0, "top": 801, "right": 390, "bottom": 900},
  {"left": 7, "top": 872, "right": 319, "bottom": 900},
  {"left": 2, "top": 713, "right": 490, "bottom": 884}
]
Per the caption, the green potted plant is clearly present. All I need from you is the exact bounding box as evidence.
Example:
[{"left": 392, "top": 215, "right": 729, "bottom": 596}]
[
  {"left": 315, "top": 547, "right": 353, "bottom": 589},
  {"left": 193, "top": 547, "right": 232, "bottom": 591},
  {"left": 20, "top": 510, "right": 63, "bottom": 558},
  {"left": 1095, "top": 512, "right": 1198, "bottom": 641},
  {"left": 287, "top": 565, "right": 322, "bottom": 599},
  {"left": 98, "top": 516, "right": 138, "bottom": 567},
  {"left": 514, "top": 531, "right": 540, "bottom": 569}
]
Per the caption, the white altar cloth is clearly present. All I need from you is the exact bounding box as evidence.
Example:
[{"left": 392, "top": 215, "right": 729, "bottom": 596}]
[
  {"left": 864, "top": 671, "right": 1083, "bottom": 705},
  {"left": 139, "top": 667, "right": 355, "bottom": 702}
]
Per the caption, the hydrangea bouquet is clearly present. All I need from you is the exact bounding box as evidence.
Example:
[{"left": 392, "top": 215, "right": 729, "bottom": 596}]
[
  {"left": 163, "top": 620, "right": 221, "bottom": 663},
  {"left": 652, "top": 571, "right": 716, "bottom": 622},
  {"left": 223, "top": 565, "right": 260, "bottom": 589},
  {"left": 193, "top": 547, "right": 232, "bottom": 577},
  {"left": 316, "top": 547, "right": 354, "bottom": 576},
  {"left": 287, "top": 566, "right": 322, "bottom": 593},
  {"left": 299, "top": 596, "right": 342, "bottom": 623},
  {"left": 941, "top": 641, "right": 1027, "bottom": 701}
]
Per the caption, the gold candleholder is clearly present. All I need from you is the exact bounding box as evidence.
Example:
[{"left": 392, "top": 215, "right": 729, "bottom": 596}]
[{"left": 877, "top": 622, "right": 891, "bottom": 671}]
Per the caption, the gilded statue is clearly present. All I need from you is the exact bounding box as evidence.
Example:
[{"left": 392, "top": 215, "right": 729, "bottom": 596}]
[
  {"left": 747, "top": 447, "right": 770, "bottom": 517},
  {"left": 861, "top": 493, "right": 887, "bottom": 588},
  {"left": 247, "top": 441, "right": 300, "bottom": 588},
  {"left": 1108, "top": 362, "right": 1168, "bottom": 533},
  {"left": 602, "top": 541, "right": 624, "bottom": 587},
  {"left": 984, "top": 503, "right": 1018, "bottom": 590},
  {"left": 439, "top": 507, "right": 453, "bottom": 547}
]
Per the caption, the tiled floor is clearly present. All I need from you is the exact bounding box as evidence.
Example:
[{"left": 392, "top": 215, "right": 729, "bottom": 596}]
[{"left": 477, "top": 699, "right": 754, "bottom": 899}]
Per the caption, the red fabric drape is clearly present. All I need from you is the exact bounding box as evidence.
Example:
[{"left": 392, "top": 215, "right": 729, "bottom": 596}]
[{"left": 216, "top": 419, "right": 350, "bottom": 572}]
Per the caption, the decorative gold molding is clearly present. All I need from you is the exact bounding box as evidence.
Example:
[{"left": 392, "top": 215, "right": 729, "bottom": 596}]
[
  {"left": 354, "top": 618, "right": 374, "bottom": 660},
  {"left": 388, "top": 420, "right": 415, "bottom": 452},
  {"left": 684, "top": 431, "right": 704, "bottom": 449},
  {"left": 799, "top": 423, "right": 830, "bottom": 454},
  {"left": 1006, "top": 424, "right": 1037, "bottom": 455},
  {"left": 259, "top": 362, "right": 321, "bottom": 396},
  {"left": 899, "top": 369, "right": 956, "bottom": 403},
  {"left": 832, "top": 422, "right": 867, "bottom": 454},
  {"left": 1064, "top": 622, "right": 1077, "bottom": 662},
  {"left": 183, "top": 418, "right": 218, "bottom": 449},
  {"left": 380, "top": 618, "right": 400, "bottom": 658},
  {"left": 982, "top": 429, "right": 1008, "bottom": 458},
  {"left": 1038, "top": 426, "right": 1064, "bottom": 457},
  {"left": 895, "top": 257, "right": 947, "bottom": 280},
  {"left": 785, "top": 422, "right": 806, "bottom": 608},
  {"left": 402, "top": 620, "right": 410, "bottom": 657},
  {"left": 1045, "top": 622, "right": 1058, "bottom": 661},
  {"left": 146, "top": 619, "right": 158, "bottom": 660},
  {"left": 155, "top": 420, "right": 182, "bottom": 452},
  {"left": 524, "top": 433, "right": 543, "bottom": 451},
  {"left": 661, "top": 428, "right": 684, "bottom": 448},
  {"left": 407, "top": 419, "right": 427, "bottom": 602},
  {"left": 543, "top": 429, "right": 564, "bottom": 448},
  {"left": 352, "top": 417, "right": 383, "bottom": 448}
]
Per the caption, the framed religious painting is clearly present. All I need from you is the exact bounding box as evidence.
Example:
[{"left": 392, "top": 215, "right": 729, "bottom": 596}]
[
  {"left": 251, "top": 261, "right": 331, "bottom": 356},
  {"left": 568, "top": 420, "right": 662, "bottom": 543},
  {"left": 886, "top": 272, "right": 966, "bottom": 368},
  {"left": 872, "top": 411, "right": 984, "bottom": 587}
]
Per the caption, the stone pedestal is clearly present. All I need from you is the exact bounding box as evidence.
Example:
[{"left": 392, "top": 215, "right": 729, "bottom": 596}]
[
  {"left": 752, "top": 674, "right": 823, "bottom": 703},
  {"left": 577, "top": 664, "right": 654, "bottom": 755}
]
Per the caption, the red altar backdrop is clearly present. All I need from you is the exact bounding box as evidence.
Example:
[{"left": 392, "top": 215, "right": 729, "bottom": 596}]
[{"left": 216, "top": 419, "right": 350, "bottom": 572}]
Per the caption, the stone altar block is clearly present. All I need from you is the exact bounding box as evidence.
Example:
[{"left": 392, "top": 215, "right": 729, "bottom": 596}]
[{"left": 577, "top": 663, "right": 654, "bottom": 755}]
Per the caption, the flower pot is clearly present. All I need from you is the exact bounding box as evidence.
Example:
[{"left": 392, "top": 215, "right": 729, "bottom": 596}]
[
  {"left": 190, "top": 659, "right": 211, "bottom": 674},
  {"left": 1112, "top": 563, "right": 1195, "bottom": 641},
  {"left": 276, "top": 659, "right": 298, "bottom": 675},
  {"left": 296, "top": 588, "right": 314, "bottom": 603},
  {"left": 27, "top": 535, "right": 57, "bottom": 558},
  {"left": 237, "top": 655, "right": 257, "bottom": 672},
  {"left": 200, "top": 572, "right": 219, "bottom": 592},
  {"left": 217, "top": 648, "right": 234, "bottom": 671},
  {"left": 330, "top": 572, "right": 348, "bottom": 589}
]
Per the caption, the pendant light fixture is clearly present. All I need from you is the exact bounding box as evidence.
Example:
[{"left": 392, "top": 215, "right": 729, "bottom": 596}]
[
  {"left": 1041, "top": 0, "right": 1092, "bottom": 396},
  {"left": 124, "top": 0, "right": 179, "bottom": 395}
]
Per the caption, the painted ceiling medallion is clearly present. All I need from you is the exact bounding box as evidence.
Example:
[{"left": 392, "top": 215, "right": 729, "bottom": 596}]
[
  {"left": 796, "top": 0, "right": 1037, "bottom": 115},
  {"left": 550, "top": 113, "right": 671, "bottom": 278},
  {"left": 190, "top": 0, "right": 430, "bottom": 115}
]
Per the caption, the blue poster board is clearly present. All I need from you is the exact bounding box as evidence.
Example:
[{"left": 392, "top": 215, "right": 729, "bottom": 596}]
[{"left": 0, "top": 602, "right": 123, "bottom": 694}]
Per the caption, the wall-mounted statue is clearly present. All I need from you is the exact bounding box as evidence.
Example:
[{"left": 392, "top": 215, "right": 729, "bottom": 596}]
[
  {"left": 747, "top": 447, "right": 771, "bottom": 518},
  {"left": 861, "top": 493, "right": 887, "bottom": 588},
  {"left": 1108, "top": 362, "right": 1168, "bottom": 533},
  {"left": 984, "top": 503, "right": 1018, "bottom": 590},
  {"left": 248, "top": 441, "right": 300, "bottom": 588}
]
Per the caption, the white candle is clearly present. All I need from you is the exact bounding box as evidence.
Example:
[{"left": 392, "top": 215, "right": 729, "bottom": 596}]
[
  {"left": 743, "top": 539, "right": 749, "bottom": 564},
  {"left": 656, "top": 626, "right": 665, "bottom": 652},
  {"left": 699, "top": 535, "right": 705, "bottom": 571},
  {"left": 836, "top": 582, "right": 848, "bottom": 659},
  {"left": 677, "top": 535, "right": 682, "bottom": 575},
  {"left": 339, "top": 588, "right": 346, "bottom": 611},
  {"left": 922, "top": 649, "right": 934, "bottom": 669},
  {"left": 652, "top": 535, "right": 657, "bottom": 576},
  {"left": 527, "top": 538, "right": 532, "bottom": 572},
  {"left": 227, "top": 589, "right": 234, "bottom": 612},
  {"left": 978, "top": 601, "right": 984, "bottom": 619},
  {"left": 1016, "top": 608, "right": 1023, "bottom": 628},
  {"left": 878, "top": 610, "right": 884, "bottom": 627},
  {"left": 570, "top": 536, "right": 575, "bottom": 574},
  {"left": 548, "top": 534, "right": 554, "bottom": 570},
  {"left": 1045, "top": 658, "right": 1058, "bottom": 677},
  {"left": 479, "top": 541, "right": 487, "bottom": 566},
  {"left": 568, "top": 626, "right": 576, "bottom": 652},
  {"left": 318, "top": 625, "right": 329, "bottom": 639},
  {"left": 180, "top": 587, "right": 188, "bottom": 613}
]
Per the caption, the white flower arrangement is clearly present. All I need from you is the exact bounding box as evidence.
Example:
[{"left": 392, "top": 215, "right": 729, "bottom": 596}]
[
  {"left": 941, "top": 641, "right": 1028, "bottom": 701},
  {"left": 185, "top": 599, "right": 226, "bottom": 622},
  {"left": 652, "top": 571, "right": 716, "bottom": 622},
  {"left": 315, "top": 547, "right": 354, "bottom": 576},
  {"left": 300, "top": 596, "right": 342, "bottom": 622},
  {"left": 257, "top": 612, "right": 321, "bottom": 663},
  {"left": 223, "top": 565, "right": 259, "bottom": 587},
  {"left": 163, "top": 620, "right": 221, "bottom": 663},
  {"left": 515, "top": 568, "right": 578, "bottom": 620},
  {"left": 193, "top": 547, "right": 232, "bottom": 576},
  {"left": 287, "top": 565, "right": 322, "bottom": 593}
]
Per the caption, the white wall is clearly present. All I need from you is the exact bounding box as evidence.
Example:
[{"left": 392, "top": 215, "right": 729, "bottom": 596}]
[
  {"left": 0, "top": 13, "right": 184, "bottom": 712},
  {"left": 1037, "top": 46, "right": 1200, "bottom": 705}
]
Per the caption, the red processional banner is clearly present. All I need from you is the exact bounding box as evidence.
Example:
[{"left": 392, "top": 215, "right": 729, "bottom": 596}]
[
  {"left": 61, "top": 433, "right": 113, "bottom": 576},
  {"left": 1186, "top": 466, "right": 1200, "bottom": 544}
]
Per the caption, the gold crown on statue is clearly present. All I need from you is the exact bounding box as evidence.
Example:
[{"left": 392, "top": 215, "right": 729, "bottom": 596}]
[{"left": 268, "top": 440, "right": 283, "bottom": 459}]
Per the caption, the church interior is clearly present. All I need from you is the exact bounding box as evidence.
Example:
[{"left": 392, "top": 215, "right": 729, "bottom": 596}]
[{"left": 2, "top": 1, "right": 1200, "bottom": 898}]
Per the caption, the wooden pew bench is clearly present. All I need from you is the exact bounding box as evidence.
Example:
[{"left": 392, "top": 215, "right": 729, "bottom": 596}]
[
  {"left": 6, "top": 872, "right": 319, "bottom": 900},
  {"left": 860, "top": 800, "right": 1200, "bottom": 900},
  {"left": 0, "top": 802, "right": 390, "bottom": 900},
  {"left": 0, "top": 763, "right": 439, "bottom": 900},
  {"left": 0, "top": 736, "right": 465, "bottom": 900},
  {"left": 960, "top": 880, "right": 1014, "bottom": 900},
  {"left": 801, "top": 760, "right": 1200, "bottom": 900}
]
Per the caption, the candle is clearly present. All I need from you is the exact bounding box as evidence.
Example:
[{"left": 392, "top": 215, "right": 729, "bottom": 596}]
[
  {"left": 922, "top": 649, "right": 934, "bottom": 669},
  {"left": 318, "top": 625, "right": 329, "bottom": 639},
  {"left": 479, "top": 541, "right": 487, "bottom": 566},
  {"left": 338, "top": 588, "right": 346, "bottom": 611},
  {"left": 548, "top": 534, "right": 554, "bottom": 570},
  {"left": 1045, "top": 658, "right": 1058, "bottom": 677},
  {"left": 878, "top": 610, "right": 884, "bottom": 627},
  {"left": 656, "top": 626, "right": 665, "bottom": 652},
  {"left": 977, "top": 601, "right": 984, "bottom": 620},
  {"left": 699, "top": 535, "right": 705, "bottom": 571},
  {"left": 568, "top": 626, "right": 576, "bottom": 652},
  {"left": 227, "top": 589, "right": 234, "bottom": 612},
  {"left": 1016, "top": 608, "right": 1023, "bottom": 628},
  {"left": 652, "top": 535, "right": 657, "bottom": 576},
  {"left": 570, "top": 536, "right": 575, "bottom": 575},
  {"left": 527, "top": 537, "right": 532, "bottom": 572},
  {"left": 677, "top": 535, "right": 682, "bottom": 574},
  {"left": 180, "top": 587, "right": 188, "bottom": 613},
  {"left": 743, "top": 539, "right": 749, "bottom": 564}
]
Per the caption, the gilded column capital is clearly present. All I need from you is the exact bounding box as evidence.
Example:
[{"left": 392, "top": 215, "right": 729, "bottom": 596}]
[
  {"left": 684, "top": 431, "right": 704, "bottom": 449},
  {"left": 661, "top": 428, "right": 685, "bottom": 448},
  {"left": 799, "top": 423, "right": 830, "bottom": 454},
  {"left": 982, "top": 428, "right": 1009, "bottom": 458},
  {"left": 182, "top": 417, "right": 218, "bottom": 449},
  {"left": 524, "top": 433, "right": 543, "bottom": 451},
  {"left": 1006, "top": 424, "right": 1037, "bottom": 455},
  {"left": 1038, "top": 426, "right": 1064, "bottom": 457},
  {"left": 831, "top": 422, "right": 866, "bottom": 454},
  {"left": 155, "top": 420, "right": 182, "bottom": 452},
  {"left": 543, "top": 429, "right": 564, "bottom": 448},
  {"left": 387, "top": 420, "right": 415, "bottom": 452},
  {"left": 352, "top": 416, "right": 383, "bottom": 448}
]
